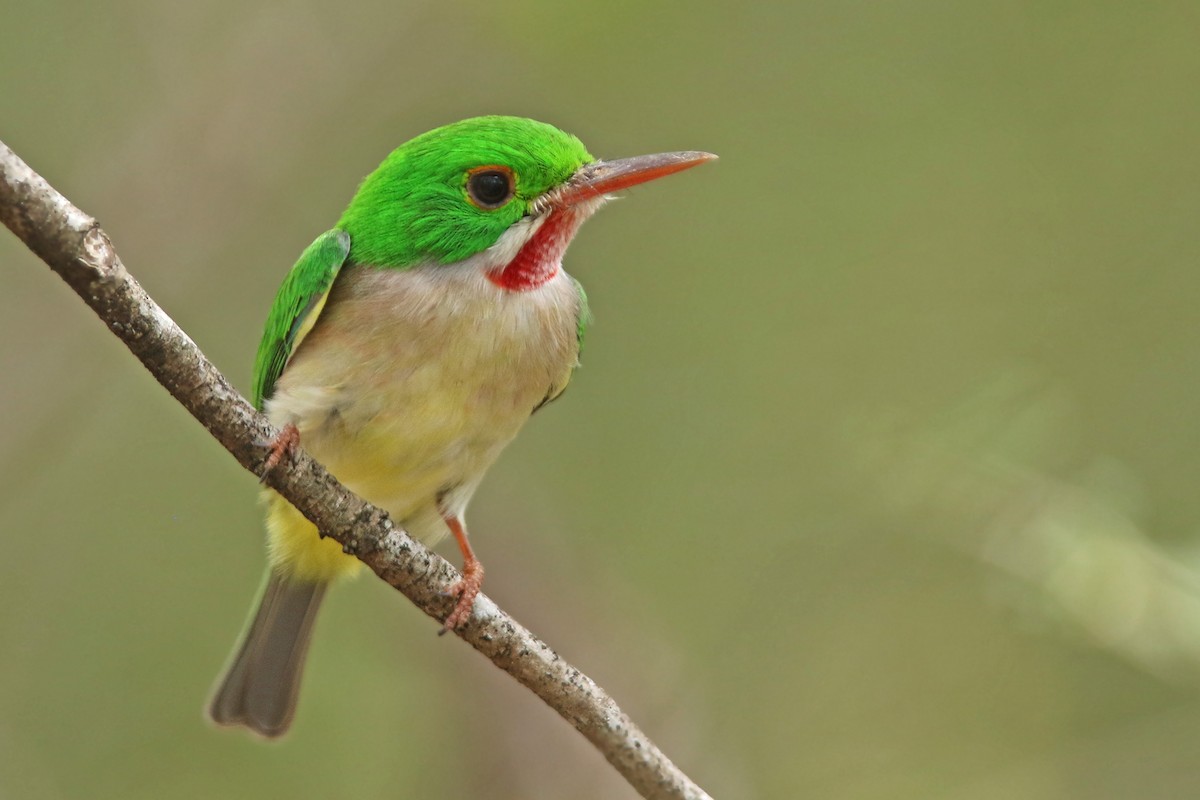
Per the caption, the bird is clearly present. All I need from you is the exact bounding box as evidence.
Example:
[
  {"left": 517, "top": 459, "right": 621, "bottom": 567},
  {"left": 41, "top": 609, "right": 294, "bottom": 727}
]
[{"left": 206, "top": 115, "right": 715, "bottom": 738}]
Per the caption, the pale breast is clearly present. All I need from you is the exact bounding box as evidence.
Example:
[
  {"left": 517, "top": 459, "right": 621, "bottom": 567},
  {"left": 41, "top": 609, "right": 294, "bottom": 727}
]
[{"left": 265, "top": 261, "right": 582, "bottom": 522}]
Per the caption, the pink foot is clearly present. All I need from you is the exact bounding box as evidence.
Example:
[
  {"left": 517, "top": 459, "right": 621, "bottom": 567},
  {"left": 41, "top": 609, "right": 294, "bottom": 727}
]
[
  {"left": 260, "top": 422, "right": 299, "bottom": 482},
  {"left": 438, "top": 515, "right": 485, "bottom": 635},
  {"left": 439, "top": 557, "right": 485, "bottom": 635}
]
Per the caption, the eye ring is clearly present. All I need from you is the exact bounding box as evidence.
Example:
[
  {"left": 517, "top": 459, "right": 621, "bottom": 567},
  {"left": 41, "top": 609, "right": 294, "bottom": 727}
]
[{"left": 465, "top": 165, "right": 516, "bottom": 210}]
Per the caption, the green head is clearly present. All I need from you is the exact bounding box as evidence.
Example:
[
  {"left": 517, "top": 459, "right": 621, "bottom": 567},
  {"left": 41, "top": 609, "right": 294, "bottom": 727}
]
[
  {"left": 335, "top": 115, "right": 716, "bottom": 273},
  {"left": 337, "top": 116, "right": 592, "bottom": 267}
]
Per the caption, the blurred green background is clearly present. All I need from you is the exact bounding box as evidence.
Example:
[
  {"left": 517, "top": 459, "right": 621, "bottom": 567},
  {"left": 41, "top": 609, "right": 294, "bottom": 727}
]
[{"left": 4, "top": 1, "right": 1200, "bottom": 797}]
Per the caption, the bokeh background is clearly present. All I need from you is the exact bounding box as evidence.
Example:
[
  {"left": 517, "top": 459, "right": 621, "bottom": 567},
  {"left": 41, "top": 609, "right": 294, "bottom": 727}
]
[{"left": 4, "top": 2, "right": 1200, "bottom": 797}]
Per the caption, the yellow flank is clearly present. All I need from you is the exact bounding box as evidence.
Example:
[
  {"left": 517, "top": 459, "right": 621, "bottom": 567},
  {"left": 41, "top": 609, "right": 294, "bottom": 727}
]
[{"left": 263, "top": 490, "right": 362, "bottom": 582}]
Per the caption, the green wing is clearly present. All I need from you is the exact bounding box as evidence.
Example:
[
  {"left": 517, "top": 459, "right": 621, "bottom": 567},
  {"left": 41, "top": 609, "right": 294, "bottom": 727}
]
[{"left": 252, "top": 230, "right": 351, "bottom": 410}]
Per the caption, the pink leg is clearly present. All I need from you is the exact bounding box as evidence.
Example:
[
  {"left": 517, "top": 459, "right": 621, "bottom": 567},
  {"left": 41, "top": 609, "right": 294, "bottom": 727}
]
[
  {"left": 260, "top": 422, "right": 300, "bottom": 482},
  {"left": 439, "top": 515, "right": 485, "bottom": 635}
]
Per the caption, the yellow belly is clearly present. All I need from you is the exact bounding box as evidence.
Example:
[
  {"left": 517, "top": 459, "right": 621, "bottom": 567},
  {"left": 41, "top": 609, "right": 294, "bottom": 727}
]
[
  {"left": 259, "top": 262, "right": 583, "bottom": 585},
  {"left": 263, "top": 490, "right": 361, "bottom": 582}
]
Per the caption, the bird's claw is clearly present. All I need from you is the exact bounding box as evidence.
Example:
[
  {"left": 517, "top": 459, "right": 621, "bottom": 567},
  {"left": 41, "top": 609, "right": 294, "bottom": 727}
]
[
  {"left": 259, "top": 423, "right": 300, "bottom": 483},
  {"left": 438, "top": 561, "right": 485, "bottom": 636}
]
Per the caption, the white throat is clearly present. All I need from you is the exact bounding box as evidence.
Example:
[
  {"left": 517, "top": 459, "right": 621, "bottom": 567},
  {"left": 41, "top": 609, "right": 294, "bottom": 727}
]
[{"left": 471, "top": 196, "right": 609, "bottom": 276}]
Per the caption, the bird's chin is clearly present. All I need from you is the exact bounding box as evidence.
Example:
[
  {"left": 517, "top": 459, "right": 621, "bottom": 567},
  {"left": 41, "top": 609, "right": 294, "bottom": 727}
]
[
  {"left": 482, "top": 214, "right": 545, "bottom": 270},
  {"left": 481, "top": 196, "right": 607, "bottom": 275}
]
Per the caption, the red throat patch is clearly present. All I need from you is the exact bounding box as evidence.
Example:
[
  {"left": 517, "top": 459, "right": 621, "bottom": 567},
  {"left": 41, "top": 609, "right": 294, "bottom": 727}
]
[{"left": 487, "top": 208, "right": 586, "bottom": 292}]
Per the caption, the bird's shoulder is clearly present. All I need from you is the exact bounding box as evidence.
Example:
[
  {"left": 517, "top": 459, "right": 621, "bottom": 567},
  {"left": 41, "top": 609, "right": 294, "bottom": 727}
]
[{"left": 252, "top": 229, "right": 350, "bottom": 410}]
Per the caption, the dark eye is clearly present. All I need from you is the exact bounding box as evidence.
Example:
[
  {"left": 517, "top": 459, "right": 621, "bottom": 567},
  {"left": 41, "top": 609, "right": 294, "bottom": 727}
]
[{"left": 466, "top": 166, "right": 515, "bottom": 209}]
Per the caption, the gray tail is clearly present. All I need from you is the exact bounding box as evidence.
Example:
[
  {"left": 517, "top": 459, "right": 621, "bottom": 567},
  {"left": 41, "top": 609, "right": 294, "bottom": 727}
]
[{"left": 206, "top": 572, "right": 326, "bottom": 738}]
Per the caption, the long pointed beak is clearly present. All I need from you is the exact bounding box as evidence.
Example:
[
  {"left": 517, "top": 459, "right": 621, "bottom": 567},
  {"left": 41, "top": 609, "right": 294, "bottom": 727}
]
[{"left": 555, "top": 150, "right": 717, "bottom": 208}]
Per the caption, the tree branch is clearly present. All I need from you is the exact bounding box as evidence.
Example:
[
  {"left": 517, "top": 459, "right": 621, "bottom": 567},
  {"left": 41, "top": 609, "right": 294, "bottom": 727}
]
[{"left": 0, "top": 140, "right": 712, "bottom": 800}]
